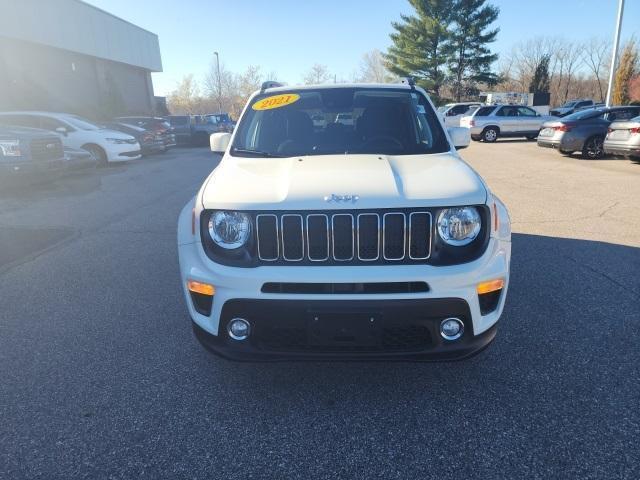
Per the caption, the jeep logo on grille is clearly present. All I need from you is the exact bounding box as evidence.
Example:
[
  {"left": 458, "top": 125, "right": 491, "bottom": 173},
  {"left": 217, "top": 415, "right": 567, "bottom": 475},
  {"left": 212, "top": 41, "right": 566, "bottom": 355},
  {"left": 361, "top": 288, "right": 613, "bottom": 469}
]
[{"left": 324, "top": 194, "right": 359, "bottom": 204}]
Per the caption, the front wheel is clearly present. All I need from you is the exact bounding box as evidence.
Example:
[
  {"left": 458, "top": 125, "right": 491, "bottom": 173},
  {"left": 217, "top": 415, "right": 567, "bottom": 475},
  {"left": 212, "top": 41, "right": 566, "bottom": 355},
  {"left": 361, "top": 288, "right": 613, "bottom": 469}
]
[
  {"left": 83, "top": 144, "right": 108, "bottom": 166},
  {"left": 582, "top": 136, "right": 604, "bottom": 159},
  {"left": 482, "top": 127, "right": 498, "bottom": 143}
]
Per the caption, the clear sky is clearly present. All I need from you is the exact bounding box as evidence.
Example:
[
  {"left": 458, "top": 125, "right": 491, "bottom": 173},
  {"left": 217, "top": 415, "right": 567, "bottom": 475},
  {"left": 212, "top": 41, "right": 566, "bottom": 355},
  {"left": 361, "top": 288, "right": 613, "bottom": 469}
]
[{"left": 85, "top": 0, "right": 640, "bottom": 96}]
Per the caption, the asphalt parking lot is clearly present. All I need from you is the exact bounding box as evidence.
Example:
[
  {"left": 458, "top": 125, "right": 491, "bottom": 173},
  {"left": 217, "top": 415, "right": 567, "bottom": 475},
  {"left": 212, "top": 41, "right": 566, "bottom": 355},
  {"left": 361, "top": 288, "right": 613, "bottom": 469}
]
[{"left": 1, "top": 143, "right": 639, "bottom": 479}]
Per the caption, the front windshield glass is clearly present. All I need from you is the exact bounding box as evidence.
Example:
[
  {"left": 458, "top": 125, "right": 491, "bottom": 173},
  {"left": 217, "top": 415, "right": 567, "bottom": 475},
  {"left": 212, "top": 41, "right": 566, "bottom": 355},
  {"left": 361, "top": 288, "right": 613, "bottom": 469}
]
[
  {"left": 561, "top": 101, "right": 577, "bottom": 108},
  {"left": 231, "top": 88, "right": 449, "bottom": 157},
  {"left": 66, "top": 115, "right": 99, "bottom": 130}
]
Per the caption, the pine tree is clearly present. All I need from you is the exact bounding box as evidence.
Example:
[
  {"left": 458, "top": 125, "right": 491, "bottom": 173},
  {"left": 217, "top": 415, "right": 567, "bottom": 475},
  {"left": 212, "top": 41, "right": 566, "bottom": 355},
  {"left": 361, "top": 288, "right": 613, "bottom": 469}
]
[
  {"left": 447, "top": 0, "right": 499, "bottom": 101},
  {"left": 385, "top": 0, "right": 453, "bottom": 98},
  {"left": 612, "top": 41, "right": 638, "bottom": 106},
  {"left": 529, "top": 54, "right": 551, "bottom": 93}
]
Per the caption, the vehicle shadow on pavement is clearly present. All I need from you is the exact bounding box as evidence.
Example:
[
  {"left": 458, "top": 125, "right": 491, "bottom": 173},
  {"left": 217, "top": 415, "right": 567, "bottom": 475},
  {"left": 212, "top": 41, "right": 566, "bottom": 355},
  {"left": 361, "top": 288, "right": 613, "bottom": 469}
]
[{"left": 194, "top": 233, "right": 639, "bottom": 405}]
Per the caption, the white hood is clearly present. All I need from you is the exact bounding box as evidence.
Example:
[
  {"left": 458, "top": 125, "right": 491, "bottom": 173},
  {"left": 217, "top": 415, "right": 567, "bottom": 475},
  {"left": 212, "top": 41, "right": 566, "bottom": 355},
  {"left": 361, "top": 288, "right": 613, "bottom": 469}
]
[{"left": 201, "top": 153, "right": 487, "bottom": 211}]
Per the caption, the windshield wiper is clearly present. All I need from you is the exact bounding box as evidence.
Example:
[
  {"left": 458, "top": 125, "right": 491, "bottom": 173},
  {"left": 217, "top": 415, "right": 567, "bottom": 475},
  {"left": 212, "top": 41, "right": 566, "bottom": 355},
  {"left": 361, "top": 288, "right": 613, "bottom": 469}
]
[{"left": 231, "top": 148, "right": 285, "bottom": 158}]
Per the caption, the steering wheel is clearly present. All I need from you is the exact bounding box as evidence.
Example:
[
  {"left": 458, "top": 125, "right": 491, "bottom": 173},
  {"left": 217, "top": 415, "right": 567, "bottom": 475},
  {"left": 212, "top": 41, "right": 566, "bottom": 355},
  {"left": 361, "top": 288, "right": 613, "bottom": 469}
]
[{"left": 361, "top": 135, "right": 404, "bottom": 150}]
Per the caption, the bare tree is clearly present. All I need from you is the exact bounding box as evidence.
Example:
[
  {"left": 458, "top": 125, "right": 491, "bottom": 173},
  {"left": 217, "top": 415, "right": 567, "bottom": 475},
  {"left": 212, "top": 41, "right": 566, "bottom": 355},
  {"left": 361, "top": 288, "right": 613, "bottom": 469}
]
[
  {"left": 553, "top": 40, "right": 582, "bottom": 104},
  {"left": 582, "top": 37, "right": 610, "bottom": 102},
  {"left": 203, "top": 60, "right": 239, "bottom": 113},
  {"left": 356, "top": 49, "right": 396, "bottom": 83},
  {"left": 167, "top": 75, "right": 202, "bottom": 114},
  {"left": 496, "top": 36, "right": 608, "bottom": 106},
  {"left": 237, "top": 65, "right": 263, "bottom": 98},
  {"left": 303, "top": 64, "right": 331, "bottom": 85}
]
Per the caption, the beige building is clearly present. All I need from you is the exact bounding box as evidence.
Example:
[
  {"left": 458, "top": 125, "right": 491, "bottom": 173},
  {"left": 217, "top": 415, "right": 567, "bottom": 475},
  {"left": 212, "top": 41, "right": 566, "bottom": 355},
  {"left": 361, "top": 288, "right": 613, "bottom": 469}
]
[{"left": 0, "top": 0, "right": 162, "bottom": 119}]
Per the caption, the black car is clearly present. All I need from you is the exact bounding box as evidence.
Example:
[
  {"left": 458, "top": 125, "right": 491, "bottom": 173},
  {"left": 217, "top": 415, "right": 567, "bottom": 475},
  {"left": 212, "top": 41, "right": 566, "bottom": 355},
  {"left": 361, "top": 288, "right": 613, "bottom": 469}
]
[
  {"left": 537, "top": 106, "right": 640, "bottom": 159},
  {"left": 103, "top": 121, "right": 165, "bottom": 156},
  {"left": 0, "top": 125, "right": 66, "bottom": 183},
  {"left": 550, "top": 99, "right": 595, "bottom": 117},
  {"left": 114, "top": 116, "right": 176, "bottom": 150}
]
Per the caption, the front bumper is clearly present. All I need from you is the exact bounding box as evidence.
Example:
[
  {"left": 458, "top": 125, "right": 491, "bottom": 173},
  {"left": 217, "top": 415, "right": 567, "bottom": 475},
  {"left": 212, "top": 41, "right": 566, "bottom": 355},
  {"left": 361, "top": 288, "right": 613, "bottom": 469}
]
[
  {"left": 105, "top": 143, "right": 142, "bottom": 162},
  {"left": 0, "top": 158, "right": 66, "bottom": 180},
  {"left": 193, "top": 299, "right": 498, "bottom": 361}
]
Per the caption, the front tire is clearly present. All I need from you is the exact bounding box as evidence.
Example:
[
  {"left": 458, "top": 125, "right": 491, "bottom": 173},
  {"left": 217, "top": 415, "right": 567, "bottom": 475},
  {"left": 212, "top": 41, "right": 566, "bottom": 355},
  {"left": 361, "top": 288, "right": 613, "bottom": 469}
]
[
  {"left": 582, "top": 136, "right": 604, "bottom": 159},
  {"left": 83, "top": 144, "right": 108, "bottom": 166},
  {"left": 482, "top": 127, "right": 499, "bottom": 143}
]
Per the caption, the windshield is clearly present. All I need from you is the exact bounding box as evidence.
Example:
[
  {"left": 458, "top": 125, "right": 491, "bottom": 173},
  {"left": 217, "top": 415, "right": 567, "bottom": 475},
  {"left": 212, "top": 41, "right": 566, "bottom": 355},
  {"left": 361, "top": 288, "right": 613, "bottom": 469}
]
[
  {"left": 65, "top": 115, "right": 99, "bottom": 130},
  {"left": 231, "top": 88, "right": 449, "bottom": 157},
  {"left": 561, "top": 101, "right": 577, "bottom": 108}
]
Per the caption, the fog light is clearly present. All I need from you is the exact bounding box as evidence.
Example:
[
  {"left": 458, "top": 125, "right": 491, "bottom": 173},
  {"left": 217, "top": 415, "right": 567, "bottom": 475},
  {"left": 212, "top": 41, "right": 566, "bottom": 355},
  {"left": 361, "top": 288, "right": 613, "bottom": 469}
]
[
  {"left": 440, "top": 317, "right": 464, "bottom": 341},
  {"left": 227, "top": 318, "right": 250, "bottom": 340}
]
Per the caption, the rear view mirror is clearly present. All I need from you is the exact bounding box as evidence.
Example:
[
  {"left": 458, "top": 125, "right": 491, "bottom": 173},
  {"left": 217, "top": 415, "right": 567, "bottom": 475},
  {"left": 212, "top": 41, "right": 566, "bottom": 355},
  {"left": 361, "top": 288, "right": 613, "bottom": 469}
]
[
  {"left": 447, "top": 127, "right": 470, "bottom": 150},
  {"left": 210, "top": 132, "right": 231, "bottom": 154}
]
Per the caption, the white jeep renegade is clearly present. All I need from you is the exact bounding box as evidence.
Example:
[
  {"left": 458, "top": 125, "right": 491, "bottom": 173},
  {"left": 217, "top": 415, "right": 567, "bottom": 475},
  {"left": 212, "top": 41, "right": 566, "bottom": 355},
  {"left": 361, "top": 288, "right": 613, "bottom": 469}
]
[{"left": 177, "top": 81, "right": 511, "bottom": 361}]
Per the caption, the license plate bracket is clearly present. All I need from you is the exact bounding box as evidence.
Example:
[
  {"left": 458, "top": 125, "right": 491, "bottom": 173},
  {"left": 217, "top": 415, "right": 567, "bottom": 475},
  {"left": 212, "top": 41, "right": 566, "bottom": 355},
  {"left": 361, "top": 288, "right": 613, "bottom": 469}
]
[{"left": 307, "top": 311, "right": 382, "bottom": 347}]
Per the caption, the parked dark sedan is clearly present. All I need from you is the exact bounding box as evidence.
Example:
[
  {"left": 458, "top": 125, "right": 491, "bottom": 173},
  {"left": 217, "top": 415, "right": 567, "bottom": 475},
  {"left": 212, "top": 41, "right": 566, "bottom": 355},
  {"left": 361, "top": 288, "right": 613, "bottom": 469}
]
[
  {"left": 103, "top": 121, "right": 165, "bottom": 156},
  {"left": 537, "top": 106, "right": 640, "bottom": 159},
  {"left": 114, "top": 116, "right": 176, "bottom": 150},
  {"left": 0, "top": 125, "right": 66, "bottom": 183}
]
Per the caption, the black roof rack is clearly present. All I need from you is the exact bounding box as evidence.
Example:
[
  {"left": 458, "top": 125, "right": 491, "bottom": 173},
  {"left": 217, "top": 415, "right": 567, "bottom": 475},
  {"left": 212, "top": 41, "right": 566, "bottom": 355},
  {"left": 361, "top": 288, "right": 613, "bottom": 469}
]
[
  {"left": 260, "top": 81, "right": 284, "bottom": 93},
  {"left": 401, "top": 76, "right": 416, "bottom": 88}
]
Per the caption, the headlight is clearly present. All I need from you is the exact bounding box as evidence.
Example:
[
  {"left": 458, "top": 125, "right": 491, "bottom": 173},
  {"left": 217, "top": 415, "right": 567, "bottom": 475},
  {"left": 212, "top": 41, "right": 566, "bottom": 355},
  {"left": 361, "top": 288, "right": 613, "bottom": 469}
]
[
  {"left": 0, "top": 139, "right": 21, "bottom": 157},
  {"left": 208, "top": 211, "right": 251, "bottom": 249},
  {"left": 437, "top": 207, "right": 481, "bottom": 246},
  {"left": 106, "top": 137, "right": 129, "bottom": 144}
]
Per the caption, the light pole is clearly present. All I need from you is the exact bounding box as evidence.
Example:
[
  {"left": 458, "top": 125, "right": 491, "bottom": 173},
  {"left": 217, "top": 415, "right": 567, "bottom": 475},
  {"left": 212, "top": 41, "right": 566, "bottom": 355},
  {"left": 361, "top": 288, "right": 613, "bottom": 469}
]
[
  {"left": 214, "top": 51, "right": 222, "bottom": 114},
  {"left": 605, "top": 0, "right": 625, "bottom": 107}
]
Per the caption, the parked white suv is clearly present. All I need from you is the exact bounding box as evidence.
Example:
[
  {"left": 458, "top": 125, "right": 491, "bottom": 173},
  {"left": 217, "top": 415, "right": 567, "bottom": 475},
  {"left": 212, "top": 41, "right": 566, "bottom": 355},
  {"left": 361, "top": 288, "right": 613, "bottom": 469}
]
[
  {"left": 460, "top": 104, "right": 556, "bottom": 142},
  {"left": 178, "top": 82, "right": 511, "bottom": 361},
  {"left": 438, "top": 102, "right": 482, "bottom": 127},
  {"left": 0, "top": 112, "right": 141, "bottom": 164}
]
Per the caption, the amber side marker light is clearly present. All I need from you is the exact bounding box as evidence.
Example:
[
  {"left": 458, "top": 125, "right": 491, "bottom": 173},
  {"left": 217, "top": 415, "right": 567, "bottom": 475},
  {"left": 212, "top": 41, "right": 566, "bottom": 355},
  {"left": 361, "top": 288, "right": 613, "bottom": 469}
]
[
  {"left": 187, "top": 280, "right": 215, "bottom": 296},
  {"left": 477, "top": 278, "right": 504, "bottom": 295}
]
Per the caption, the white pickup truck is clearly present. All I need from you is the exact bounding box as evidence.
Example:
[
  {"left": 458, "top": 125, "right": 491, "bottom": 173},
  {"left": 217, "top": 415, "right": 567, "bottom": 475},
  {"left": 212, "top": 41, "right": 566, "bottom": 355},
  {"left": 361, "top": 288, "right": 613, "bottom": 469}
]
[{"left": 177, "top": 81, "right": 511, "bottom": 361}]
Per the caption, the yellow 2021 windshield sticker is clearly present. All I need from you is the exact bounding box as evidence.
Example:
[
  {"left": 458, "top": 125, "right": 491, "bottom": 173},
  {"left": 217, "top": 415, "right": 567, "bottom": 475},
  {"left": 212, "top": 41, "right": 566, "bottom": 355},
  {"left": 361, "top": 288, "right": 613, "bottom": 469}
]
[{"left": 252, "top": 93, "right": 300, "bottom": 111}]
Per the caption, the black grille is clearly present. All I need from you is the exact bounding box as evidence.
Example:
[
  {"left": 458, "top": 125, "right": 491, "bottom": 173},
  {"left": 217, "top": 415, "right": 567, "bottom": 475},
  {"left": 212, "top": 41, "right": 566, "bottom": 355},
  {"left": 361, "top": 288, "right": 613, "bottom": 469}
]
[
  {"left": 256, "top": 210, "right": 432, "bottom": 265},
  {"left": 261, "top": 282, "right": 429, "bottom": 294},
  {"left": 30, "top": 137, "right": 63, "bottom": 161},
  {"left": 257, "top": 324, "right": 433, "bottom": 353}
]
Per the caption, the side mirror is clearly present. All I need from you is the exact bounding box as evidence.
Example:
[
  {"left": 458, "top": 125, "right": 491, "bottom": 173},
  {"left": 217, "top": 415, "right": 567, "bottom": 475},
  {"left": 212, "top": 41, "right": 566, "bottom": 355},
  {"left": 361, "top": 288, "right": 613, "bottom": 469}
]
[
  {"left": 447, "top": 126, "right": 470, "bottom": 150},
  {"left": 55, "top": 126, "right": 68, "bottom": 136},
  {"left": 210, "top": 132, "right": 231, "bottom": 154}
]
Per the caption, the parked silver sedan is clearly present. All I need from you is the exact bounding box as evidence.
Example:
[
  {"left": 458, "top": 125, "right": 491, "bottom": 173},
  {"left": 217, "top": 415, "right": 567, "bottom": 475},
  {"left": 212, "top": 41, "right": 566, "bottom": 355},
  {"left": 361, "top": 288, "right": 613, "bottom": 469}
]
[
  {"left": 537, "top": 106, "right": 640, "bottom": 159},
  {"left": 603, "top": 115, "right": 640, "bottom": 160}
]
